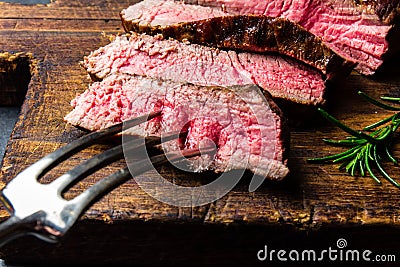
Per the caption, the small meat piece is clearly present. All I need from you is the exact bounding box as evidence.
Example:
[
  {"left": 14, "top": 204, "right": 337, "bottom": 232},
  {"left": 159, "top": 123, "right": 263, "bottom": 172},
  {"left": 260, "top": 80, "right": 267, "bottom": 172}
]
[
  {"left": 346, "top": 0, "right": 400, "bottom": 24},
  {"left": 82, "top": 33, "right": 327, "bottom": 105},
  {"left": 180, "top": 0, "right": 400, "bottom": 75},
  {"left": 121, "top": 0, "right": 355, "bottom": 79},
  {"left": 64, "top": 73, "right": 289, "bottom": 180}
]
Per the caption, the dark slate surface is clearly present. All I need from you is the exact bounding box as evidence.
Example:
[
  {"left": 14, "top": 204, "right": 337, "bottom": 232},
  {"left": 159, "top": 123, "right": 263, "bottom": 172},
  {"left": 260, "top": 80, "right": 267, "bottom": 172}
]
[{"left": 0, "top": 108, "right": 19, "bottom": 163}]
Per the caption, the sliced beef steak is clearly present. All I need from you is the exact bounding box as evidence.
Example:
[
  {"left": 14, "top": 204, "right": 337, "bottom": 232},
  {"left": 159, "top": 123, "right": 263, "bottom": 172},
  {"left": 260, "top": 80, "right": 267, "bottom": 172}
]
[
  {"left": 120, "top": 0, "right": 355, "bottom": 79},
  {"left": 64, "top": 73, "right": 289, "bottom": 180},
  {"left": 181, "top": 0, "right": 399, "bottom": 75},
  {"left": 82, "top": 33, "right": 327, "bottom": 105}
]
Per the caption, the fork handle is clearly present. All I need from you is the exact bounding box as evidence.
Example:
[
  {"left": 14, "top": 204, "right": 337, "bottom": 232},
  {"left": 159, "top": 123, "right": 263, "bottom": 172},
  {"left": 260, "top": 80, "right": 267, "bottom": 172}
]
[
  {"left": 0, "top": 215, "right": 26, "bottom": 247},
  {"left": 0, "top": 213, "right": 61, "bottom": 248}
]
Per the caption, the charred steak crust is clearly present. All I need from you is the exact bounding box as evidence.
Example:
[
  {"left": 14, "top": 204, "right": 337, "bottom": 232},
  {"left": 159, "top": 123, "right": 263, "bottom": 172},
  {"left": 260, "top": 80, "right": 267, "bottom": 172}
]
[
  {"left": 355, "top": 0, "right": 400, "bottom": 24},
  {"left": 120, "top": 14, "right": 355, "bottom": 79},
  {"left": 378, "top": 1, "right": 400, "bottom": 24}
]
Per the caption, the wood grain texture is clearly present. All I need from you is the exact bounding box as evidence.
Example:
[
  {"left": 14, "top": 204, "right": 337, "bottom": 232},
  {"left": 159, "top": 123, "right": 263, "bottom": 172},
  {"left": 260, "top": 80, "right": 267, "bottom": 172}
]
[{"left": 1, "top": 0, "right": 400, "bottom": 265}]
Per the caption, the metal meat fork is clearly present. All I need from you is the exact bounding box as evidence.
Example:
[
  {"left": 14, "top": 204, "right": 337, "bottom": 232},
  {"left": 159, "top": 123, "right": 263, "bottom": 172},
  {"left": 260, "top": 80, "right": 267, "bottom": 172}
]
[{"left": 0, "top": 111, "right": 212, "bottom": 247}]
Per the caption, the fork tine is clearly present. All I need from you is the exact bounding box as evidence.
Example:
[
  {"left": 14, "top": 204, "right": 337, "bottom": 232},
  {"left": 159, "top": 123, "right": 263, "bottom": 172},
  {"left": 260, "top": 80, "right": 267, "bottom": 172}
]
[
  {"left": 21, "top": 111, "right": 161, "bottom": 181},
  {"left": 61, "top": 146, "right": 216, "bottom": 232},
  {"left": 0, "top": 109, "right": 217, "bottom": 246},
  {"left": 50, "top": 131, "right": 183, "bottom": 194}
]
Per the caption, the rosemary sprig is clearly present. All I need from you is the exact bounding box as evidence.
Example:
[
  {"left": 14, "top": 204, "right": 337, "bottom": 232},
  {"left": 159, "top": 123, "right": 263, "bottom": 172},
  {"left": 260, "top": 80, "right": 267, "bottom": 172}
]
[{"left": 307, "top": 91, "right": 400, "bottom": 188}]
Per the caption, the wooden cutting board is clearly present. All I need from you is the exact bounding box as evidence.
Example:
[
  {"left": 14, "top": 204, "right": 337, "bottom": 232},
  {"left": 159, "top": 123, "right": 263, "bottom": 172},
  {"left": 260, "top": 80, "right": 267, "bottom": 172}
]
[{"left": 1, "top": 1, "right": 400, "bottom": 265}]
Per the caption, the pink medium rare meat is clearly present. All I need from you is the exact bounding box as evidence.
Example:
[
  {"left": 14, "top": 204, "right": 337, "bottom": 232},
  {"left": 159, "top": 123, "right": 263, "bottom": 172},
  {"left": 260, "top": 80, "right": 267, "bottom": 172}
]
[
  {"left": 179, "top": 0, "right": 400, "bottom": 75},
  {"left": 120, "top": 0, "right": 355, "bottom": 79},
  {"left": 82, "top": 33, "right": 327, "bottom": 105},
  {"left": 64, "top": 73, "right": 289, "bottom": 180}
]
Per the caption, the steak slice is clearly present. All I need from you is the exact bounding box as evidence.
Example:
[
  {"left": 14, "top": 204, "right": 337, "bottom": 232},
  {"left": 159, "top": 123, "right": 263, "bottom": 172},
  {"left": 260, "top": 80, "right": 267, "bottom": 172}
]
[
  {"left": 120, "top": 0, "right": 355, "bottom": 79},
  {"left": 82, "top": 33, "right": 327, "bottom": 105},
  {"left": 64, "top": 73, "right": 289, "bottom": 180},
  {"left": 180, "top": 0, "right": 399, "bottom": 75}
]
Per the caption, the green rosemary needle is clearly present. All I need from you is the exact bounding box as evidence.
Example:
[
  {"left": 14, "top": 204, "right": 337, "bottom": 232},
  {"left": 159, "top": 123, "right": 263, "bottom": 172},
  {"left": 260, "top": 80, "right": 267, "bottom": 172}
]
[{"left": 307, "top": 91, "right": 400, "bottom": 188}]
